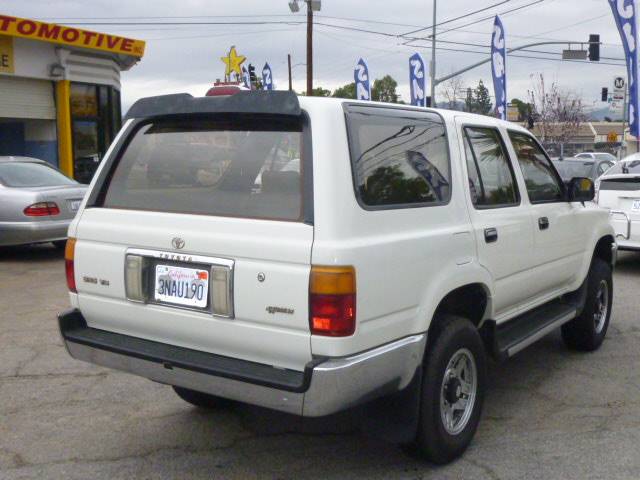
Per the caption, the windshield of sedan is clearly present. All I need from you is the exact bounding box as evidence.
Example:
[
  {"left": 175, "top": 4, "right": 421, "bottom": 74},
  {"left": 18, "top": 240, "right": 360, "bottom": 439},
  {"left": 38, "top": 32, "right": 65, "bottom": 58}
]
[
  {"left": 604, "top": 160, "right": 640, "bottom": 175},
  {"left": 552, "top": 161, "right": 593, "bottom": 181},
  {"left": 0, "top": 162, "right": 76, "bottom": 187}
]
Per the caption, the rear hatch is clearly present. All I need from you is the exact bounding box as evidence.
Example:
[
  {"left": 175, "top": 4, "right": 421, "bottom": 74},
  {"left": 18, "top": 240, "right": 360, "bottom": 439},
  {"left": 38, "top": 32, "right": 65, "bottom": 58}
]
[
  {"left": 73, "top": 112, "right": 314, "bottom": 371},
  {"left": 598, "top": 174, "right": 640, "bottom": 242}
]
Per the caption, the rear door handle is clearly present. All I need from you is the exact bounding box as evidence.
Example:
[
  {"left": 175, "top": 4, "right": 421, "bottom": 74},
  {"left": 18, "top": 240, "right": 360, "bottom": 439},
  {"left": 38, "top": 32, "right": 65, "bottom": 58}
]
[
  {"left": 538, "top": 216, "right": 550, "bottom": 230},
  {"left": 484, "top": 227, "right": 498, "bottom": 243}
]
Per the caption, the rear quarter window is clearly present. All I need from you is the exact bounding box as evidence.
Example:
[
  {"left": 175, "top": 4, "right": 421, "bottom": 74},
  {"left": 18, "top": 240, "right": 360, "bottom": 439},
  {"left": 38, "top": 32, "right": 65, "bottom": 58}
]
[
  {"left": 100, "top": 116, "right": 306, "bottom": 221},
  {"left": 345, "top": 105, "right": 450, "bottom": 209}
]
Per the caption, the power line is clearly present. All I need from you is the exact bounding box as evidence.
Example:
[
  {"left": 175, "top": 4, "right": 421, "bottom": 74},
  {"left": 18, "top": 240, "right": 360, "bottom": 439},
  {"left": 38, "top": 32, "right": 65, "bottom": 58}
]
[
  {"left": 52, "top": 20, "right": 306, "bottom": 26},
  {"left": 412, "top": 0, "right": 547, "bottom": 40},
  {"left": 401, "top": 0, "right": 513, "bottom": 36}
]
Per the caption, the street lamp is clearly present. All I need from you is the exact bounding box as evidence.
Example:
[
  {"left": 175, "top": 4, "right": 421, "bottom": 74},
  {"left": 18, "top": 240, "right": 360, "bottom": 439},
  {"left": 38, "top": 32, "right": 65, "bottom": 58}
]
[{"left": 288, "top": 0, "right": 321, "bottom": 96}]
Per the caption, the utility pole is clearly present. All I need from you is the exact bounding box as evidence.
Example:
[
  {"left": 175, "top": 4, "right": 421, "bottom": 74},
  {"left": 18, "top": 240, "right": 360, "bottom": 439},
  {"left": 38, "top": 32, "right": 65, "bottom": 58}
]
[
  {"left": 306, "top": 3, "right": 313, "bottom": 96},
  {"left": 288, "top": 54, "right": 293, "bottom": 91},
  {"left": 430, "top": 0, "right": 436, "bottom": 107}
]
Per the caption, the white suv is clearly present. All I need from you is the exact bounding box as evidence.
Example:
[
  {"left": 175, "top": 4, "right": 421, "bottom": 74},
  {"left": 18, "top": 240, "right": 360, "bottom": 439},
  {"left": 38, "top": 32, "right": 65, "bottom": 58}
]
[{"left": 58, "top": 92, "right": 616, "bottom": 463}]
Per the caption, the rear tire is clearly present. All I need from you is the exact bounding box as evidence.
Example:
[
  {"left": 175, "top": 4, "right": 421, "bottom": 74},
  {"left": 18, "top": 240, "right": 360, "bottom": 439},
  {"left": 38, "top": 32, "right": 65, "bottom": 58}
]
[
  {"left": 409, "top": 315, "right": 486, "bottom": 464},
  {"left": 172, "top": 386, "right": 233, "bottom": 409},
  {"left": 562, "top": 258, "right": 612, "bottom": 351}
]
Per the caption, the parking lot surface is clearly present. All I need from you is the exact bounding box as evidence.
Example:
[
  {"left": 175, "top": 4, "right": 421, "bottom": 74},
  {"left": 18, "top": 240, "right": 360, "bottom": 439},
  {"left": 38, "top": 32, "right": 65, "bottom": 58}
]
[{"left": 1, "top": 245, "right": 639, "bottom": 480}]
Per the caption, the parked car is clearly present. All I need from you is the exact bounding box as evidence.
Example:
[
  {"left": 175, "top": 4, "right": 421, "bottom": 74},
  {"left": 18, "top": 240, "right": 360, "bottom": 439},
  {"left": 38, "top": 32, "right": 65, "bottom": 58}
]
[
  {"left": 596, "top": 158, "right": 640, "bottom": 251},
  {"left": 0, "top": 156, "right": 87, "bottom": 248},
  {"left": 575, "top": 151, "right": 618, "bottom": 163},
  {"left": 58, "top": 91, "right": 615, "bottom": 464},
  {"left": 552, "top": 157, "right": 615, "bottom": 183}
]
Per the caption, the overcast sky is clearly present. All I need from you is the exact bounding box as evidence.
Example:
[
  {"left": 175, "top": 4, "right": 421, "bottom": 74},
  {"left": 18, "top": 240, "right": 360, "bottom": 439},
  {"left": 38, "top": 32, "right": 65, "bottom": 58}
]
[{"left": 3, "top": 0, "right": 627, "bottom": 115}]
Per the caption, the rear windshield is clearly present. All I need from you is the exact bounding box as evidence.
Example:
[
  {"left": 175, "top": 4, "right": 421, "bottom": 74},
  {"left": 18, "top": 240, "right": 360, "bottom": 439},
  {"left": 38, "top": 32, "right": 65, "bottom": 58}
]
[
  {"left": 0, "top": 162, "right": 76, "bottom": 187},
  {"left": 552, "top": 160, "right": 593, "bottom": 180},
  {"left": 102, "top": 118, "right": 304, "bottom": 221}
]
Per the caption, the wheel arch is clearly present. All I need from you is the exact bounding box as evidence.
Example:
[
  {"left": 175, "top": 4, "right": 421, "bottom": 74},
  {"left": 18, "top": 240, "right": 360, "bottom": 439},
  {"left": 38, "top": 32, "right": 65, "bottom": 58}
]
[{"left": 592, "top": 234, "right": 615, "bottom": 267}]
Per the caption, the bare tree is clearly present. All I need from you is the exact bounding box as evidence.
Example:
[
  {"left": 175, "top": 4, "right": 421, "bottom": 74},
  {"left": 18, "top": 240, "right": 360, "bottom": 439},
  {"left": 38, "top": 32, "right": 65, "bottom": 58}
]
[
  {"left": 527, "top": 73, "right": 586, "bottom": 148},
  {"left": 438, "top": 75, "right": 466, "bottom": 111}
]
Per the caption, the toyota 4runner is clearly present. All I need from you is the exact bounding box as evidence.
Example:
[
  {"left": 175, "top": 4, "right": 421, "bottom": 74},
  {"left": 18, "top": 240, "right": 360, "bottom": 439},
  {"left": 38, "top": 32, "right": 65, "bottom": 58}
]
[{"left": 58, "top": 91, "right": 615, "bottom": 463}]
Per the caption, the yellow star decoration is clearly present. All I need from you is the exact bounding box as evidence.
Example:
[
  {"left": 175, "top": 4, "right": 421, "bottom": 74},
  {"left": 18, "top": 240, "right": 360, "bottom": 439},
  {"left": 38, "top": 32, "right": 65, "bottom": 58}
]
[{"left": 221, "top": 46, "right": 246, "bottom": 76}]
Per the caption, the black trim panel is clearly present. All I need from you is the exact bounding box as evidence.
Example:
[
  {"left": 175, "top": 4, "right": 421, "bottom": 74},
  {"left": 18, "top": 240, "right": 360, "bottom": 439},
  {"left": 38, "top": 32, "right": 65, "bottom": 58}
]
[
  {"left": 58, "top": 309, "right": 316, "bottom": 393},
  {"left": 124, "top": 91, "right": 301, "bottom": 121}
]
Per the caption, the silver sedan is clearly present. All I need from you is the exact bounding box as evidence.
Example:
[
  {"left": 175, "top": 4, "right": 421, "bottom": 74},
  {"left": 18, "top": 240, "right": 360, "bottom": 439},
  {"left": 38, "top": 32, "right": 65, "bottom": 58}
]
[{"left": 0, "top": 156, "right": 88, "bottom": 248}]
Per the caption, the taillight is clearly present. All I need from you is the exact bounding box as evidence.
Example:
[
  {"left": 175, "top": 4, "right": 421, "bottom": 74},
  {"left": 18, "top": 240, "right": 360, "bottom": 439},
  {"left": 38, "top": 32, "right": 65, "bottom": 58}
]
[
  {"left": 24, "top": 202, "right": 60, "bottom": 216},
  {"left": 65, "top": 238, "right": 76, "bottom": 293},
  {"left": 309, "top": 266, "right": 356, "bottom": 336}
]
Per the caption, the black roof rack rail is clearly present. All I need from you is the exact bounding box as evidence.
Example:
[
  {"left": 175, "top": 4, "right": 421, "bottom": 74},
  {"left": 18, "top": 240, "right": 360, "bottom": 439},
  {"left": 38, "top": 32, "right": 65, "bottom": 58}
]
[{"left": 124, "top": 90, "right": 301, "bottom": 121}]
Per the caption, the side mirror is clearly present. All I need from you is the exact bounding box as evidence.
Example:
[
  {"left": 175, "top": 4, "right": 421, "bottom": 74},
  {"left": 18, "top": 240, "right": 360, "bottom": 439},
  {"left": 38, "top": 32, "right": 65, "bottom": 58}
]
[{"left": 568, "top": 177, "right": 595, "bottom": 203}]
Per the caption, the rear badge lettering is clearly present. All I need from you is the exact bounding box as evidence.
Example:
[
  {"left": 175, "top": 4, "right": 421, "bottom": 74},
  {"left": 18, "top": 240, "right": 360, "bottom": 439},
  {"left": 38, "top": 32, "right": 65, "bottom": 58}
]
[
  {"left": 159, "top": 253, "right": 194, "bottom": 263},
  {"left": 266, "top": 306, "right": 294, "bottom": 315}
]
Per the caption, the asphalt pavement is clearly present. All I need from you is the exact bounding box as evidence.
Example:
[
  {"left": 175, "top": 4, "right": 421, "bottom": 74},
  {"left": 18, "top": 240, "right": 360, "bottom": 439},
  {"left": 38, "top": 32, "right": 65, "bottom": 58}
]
[{"left": 1, "top": 244, "right": 639, "bottom": 480}]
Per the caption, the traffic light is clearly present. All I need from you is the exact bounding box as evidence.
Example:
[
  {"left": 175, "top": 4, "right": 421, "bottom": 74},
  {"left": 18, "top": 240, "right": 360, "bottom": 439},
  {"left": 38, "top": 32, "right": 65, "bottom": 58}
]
[
  {"left": 601, "top": 87, "right": 608, "bottom": 102},
  {"left": 248, "top": 64, "right": 256, "bottom": 83},
  {"left": 589, "top": 34, "right": 600, "bottom": 61}
]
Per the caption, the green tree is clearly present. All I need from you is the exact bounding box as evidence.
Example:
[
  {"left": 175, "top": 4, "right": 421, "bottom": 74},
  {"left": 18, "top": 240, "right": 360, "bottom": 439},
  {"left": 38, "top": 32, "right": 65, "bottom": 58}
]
[
  {"left": 372, "top": 75, "right": 399, "bottom": 103},
  {"left": 510, "top": 97, "right": 532, "bottom": 121},
  {"left": 332, "top": 82, "right": 356, "bottom": 99},
  {"left": 307, "top": 86, "right": 331, "bottom": 97},
  {"left": 465, "top": 80, "right": 493, "bottom": 115}
]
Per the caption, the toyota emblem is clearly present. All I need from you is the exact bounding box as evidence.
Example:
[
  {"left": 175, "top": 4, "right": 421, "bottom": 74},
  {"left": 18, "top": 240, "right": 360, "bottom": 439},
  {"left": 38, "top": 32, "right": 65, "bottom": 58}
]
[{"left": 171, "top": 237, "right": 185, "bottom": 250}]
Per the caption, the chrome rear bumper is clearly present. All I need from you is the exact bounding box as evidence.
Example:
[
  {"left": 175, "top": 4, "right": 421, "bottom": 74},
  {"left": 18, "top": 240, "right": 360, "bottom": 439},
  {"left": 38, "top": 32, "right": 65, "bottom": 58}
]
[{"left": 59, "top": 309, "right": 426, "bottom": 417}]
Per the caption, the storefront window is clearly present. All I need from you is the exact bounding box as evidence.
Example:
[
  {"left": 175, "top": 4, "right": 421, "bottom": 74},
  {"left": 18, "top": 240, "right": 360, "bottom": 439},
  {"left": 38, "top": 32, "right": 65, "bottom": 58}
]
[{"left": 70, "top": 82, "right": 121, "bottom": 183}]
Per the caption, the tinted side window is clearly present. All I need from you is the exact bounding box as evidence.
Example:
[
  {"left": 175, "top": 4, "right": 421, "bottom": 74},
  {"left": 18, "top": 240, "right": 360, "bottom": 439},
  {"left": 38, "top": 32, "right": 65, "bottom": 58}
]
[
  {"left": 463, "top": 127, "right": 518, "bottom": 207},
  {"left": 346, "top": 107, "right": 450, "bottom": 208},
  {"left": 508, "top": 131, "right": 564, "bottom": 203}
]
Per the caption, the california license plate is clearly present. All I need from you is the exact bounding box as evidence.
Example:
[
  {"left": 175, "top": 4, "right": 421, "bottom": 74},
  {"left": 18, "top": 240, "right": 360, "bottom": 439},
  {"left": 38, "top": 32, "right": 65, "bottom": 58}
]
[
  {"left": 633, "top": 199, "right": 640, "bottom": 210},
  {"left": 154, "top": 264, "right": 209, "bottom": 308}
]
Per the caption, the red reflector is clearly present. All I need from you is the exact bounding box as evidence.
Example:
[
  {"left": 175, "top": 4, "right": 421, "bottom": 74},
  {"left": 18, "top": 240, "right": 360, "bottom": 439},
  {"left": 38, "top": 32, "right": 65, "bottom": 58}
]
[
  {"left": 310, "top": 293, "right": 356, "bottom": 336},
  {"left": 24, "top": 202, "right": 60, "bottom": 216}
]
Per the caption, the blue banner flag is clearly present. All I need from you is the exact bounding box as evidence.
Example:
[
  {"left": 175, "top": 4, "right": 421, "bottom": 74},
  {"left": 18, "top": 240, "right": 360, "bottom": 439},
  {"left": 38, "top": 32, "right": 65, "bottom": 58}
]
[
  {"left": 491, "top": 15, "right": 507, "bottom": 120},
  {"left": 354, "top": 58, "right": 371, "bottom": 100},
  {"left": 409, "top": 52, "right": 427, "bottom": 107},
  {"left": 262, "top": 62, "right": 273, "bottom": 90},
  {"left": 609, "top": 0, "right": 638, "bottom": 137},
  {"left": 242, "top": 66, "right": 251, "bottom": 89}
]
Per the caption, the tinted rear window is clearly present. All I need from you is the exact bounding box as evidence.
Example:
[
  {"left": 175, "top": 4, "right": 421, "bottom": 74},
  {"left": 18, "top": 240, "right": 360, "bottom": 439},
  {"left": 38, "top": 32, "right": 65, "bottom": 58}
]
[
  {"left": 345, "top": 107, "right": 450, "bottom": 208},
  {"left": 0, "top": 162, "right": 76, "bottom": 187},
  {"left": 102, "top": 118, "right": 304, "bottom": 221}
]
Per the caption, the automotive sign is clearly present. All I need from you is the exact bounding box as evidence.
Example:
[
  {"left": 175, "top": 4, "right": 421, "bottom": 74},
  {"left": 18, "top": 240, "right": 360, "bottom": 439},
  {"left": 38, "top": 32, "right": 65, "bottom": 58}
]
[{"left": 0, "top": 14, "right": 145, "bottom": 57}]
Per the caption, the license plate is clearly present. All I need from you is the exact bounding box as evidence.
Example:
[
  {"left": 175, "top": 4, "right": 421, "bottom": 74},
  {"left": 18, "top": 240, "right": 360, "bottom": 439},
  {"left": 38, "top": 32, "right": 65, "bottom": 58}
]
[
  {"left": 69, "top": 199, "right": 82, "bottom": 212},
  {"left": 633, "top": 200, "right": 640, "bottom": 210},
  {"left": 154, "top": 264, "right": 209, "bottom": 308}
]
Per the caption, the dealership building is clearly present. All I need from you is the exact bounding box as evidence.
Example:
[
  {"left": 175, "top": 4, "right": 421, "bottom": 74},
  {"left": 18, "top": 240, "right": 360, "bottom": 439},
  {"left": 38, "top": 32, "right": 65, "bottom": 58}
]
[{"left": 0, "top": 14, "right": 145, "bottom": 183}]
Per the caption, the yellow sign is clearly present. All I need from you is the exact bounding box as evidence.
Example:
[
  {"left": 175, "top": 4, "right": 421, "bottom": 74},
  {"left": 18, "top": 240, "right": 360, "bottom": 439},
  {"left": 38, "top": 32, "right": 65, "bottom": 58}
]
[
  {"left": 0, "top": 14, "right": 145, "bottom": 57},
  {"left": 221, "top": 46, "right": 245, "bottom": 77},
  {"left": 0, "top": 35, "right": 13, "bottom": 73},
  {"left": 607, "top": 131, "right": 618, "bottom": 142}
]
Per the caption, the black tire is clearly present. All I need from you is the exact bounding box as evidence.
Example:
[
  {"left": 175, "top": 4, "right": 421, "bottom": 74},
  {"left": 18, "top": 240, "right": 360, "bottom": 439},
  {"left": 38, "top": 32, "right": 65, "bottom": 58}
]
[
  {"left": 172, "top": 386, "right": 233, "bottom": 409},
  {"left": 562, "top": 258, "right": 612, "bottom": 351},
  {"left": 52, "top": 240, "right": 67, "bottom": 250},
  {"left": 409, "top": 315, "right": 486, "bottom": 464}
]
